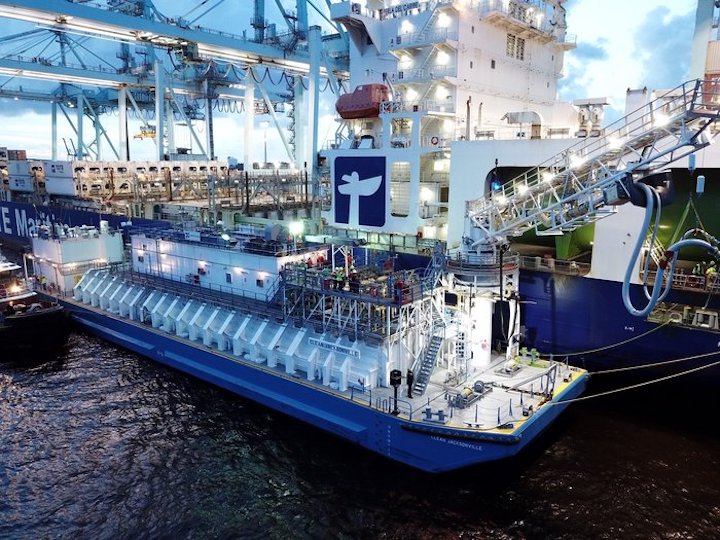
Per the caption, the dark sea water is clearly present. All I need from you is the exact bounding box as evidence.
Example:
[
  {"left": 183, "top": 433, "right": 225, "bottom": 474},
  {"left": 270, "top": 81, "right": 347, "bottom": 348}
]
[{"left": 1, "top": 331, "right": 719, "bottom": 539}]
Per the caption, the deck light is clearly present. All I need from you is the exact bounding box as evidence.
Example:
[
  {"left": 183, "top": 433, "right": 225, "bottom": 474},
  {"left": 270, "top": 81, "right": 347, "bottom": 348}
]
[
  {"left": 654, "top": 113, "right": 670, "bottom": 127},
  {"left": 289, "top": 221, "right": 304, "bottom": 237},
  {"left": 608, "top": 136, "right": 624, "bottom": 150},
  {"left": 569, "top": 154, "right": 586, "bottom": 169}
]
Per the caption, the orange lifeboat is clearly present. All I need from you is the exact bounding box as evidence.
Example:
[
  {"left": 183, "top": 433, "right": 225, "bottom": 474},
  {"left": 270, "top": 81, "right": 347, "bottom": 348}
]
[{"left": 335, "top": 84, "right": 390, "bottom": 120}]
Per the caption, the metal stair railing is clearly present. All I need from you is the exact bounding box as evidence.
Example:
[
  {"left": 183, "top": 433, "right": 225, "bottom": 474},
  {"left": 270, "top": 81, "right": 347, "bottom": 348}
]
[
  {"left": 395, "top": 5, "right": 439, "bottom": 47},
  {"left": 412, "top": 334, "right": 443, "bottom": 397},
  {"left": 643, "top": 231, "right": 666, "bottom": 267},
  {"left": 466, "top": 79, "right": 720, "bottom": 245},
  {"left": 421, "top": 241, "right": 446, "bottom": 294},
  {"left": 413, "top": 45, "right": 436, "bottom": 76},
  {"left": 431, "top": 311, "right": 446, "bottom": 331},
  {"left": 414, "top": 1, "right": 441, "bottom": 43}
]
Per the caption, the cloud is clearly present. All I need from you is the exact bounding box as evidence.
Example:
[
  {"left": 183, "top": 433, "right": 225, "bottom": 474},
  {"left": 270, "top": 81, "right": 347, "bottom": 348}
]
[
  {"left": 633, "top": 7, "right": 693, "bottom": 89},
  {"left": 573, "top": 42, "right": 609, "bottom": 62},
  {"left": 558, "top": 0, "right": 696, "bottom": 123}
]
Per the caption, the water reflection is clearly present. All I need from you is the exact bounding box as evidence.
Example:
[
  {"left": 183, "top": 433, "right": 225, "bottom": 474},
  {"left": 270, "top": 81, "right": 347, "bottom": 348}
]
[{"left": 0, "top": 332, "right": 718, "bottom": 539}]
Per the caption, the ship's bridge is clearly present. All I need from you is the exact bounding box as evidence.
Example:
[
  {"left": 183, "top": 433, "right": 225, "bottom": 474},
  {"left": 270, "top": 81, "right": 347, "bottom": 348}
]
[{"left": 478, "top": 0, "right": 576, "bottom": 50}]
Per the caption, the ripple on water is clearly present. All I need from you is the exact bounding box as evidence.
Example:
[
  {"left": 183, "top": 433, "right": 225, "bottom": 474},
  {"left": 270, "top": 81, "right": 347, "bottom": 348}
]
[{"left": 1, "top": 332, "right": 719, "bottom": 539}]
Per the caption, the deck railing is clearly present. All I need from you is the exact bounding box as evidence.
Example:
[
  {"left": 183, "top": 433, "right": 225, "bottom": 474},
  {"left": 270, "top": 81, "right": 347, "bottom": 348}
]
[
  {"left": 519, "top": 255, "right": 720, "bottom": 294},
  {"left": 282, "top": 261, "right": 431, "bottom": 306},
  {"left": 0, "top": 280, "right": 32, "bottom": 301},
  {"left": 105, "top": 265, "right": 285, "bottom": 317},
  {"left": 518, "top": 255, "right": 590, "bottom": 276}
]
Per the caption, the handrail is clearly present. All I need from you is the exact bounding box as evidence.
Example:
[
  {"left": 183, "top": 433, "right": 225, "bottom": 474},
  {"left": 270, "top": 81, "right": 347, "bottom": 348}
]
[
  {"left": 108, "top": 267, "right": 285, "bottom": 317},
  {"left": 518, "top": 255, "right": 590, "bottom": 276},
  {"left": 466, "top": 79, "right": 720, "bottom": 241},
  {"left": 0, "top": 281, "right": 32, "bottom": 301}
]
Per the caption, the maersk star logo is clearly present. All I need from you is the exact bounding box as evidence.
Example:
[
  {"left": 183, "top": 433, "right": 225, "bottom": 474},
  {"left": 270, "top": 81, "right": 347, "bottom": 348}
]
[
  {"left": 334, "top": 157, "right": 386, "bottom": 227},
  {"left": 338, "top": 171, "right": 382, "bottom": 226}
]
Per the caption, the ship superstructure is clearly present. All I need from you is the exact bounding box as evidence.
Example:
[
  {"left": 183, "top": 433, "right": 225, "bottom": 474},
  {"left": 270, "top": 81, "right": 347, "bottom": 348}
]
[{"left": 322, "top": 0, "right": 584, "bottom": 242}]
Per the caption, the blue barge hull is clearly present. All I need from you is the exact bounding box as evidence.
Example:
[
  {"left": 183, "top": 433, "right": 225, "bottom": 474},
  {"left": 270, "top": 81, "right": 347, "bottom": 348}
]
[{"left": 62, "top": 300, "right": 588, "bottom": 473}]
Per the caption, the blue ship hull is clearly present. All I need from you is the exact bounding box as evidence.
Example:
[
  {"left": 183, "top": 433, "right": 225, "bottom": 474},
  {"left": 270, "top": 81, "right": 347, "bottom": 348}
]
[
  {"left": 520, "top": 270, "right": 720, "bottom": 377},
  {"left": 0, "top": 200, "right": 165, "bottom": 249},
  {"left": 61, "top": 300, "right": 588, "bottom": 473}
]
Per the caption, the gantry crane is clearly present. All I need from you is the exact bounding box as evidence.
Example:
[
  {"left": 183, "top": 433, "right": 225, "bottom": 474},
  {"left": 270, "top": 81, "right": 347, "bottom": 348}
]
[{"left": 0, "top": 0, "right": 349, "bottom": 168}]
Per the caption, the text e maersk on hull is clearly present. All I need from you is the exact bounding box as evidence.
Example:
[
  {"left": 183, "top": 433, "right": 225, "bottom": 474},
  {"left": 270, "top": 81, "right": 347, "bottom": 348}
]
[{"left": 1, "top": 205, "right": 54, "bottom": 237}]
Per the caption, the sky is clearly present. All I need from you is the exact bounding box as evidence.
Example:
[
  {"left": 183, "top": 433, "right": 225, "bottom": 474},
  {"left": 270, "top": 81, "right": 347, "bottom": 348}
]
[
  {"left": 0, "top": 0, "right": 703, "bottom": 162},
  {"left": 560, "top": 0, "right": 697, "bottom": 120}
]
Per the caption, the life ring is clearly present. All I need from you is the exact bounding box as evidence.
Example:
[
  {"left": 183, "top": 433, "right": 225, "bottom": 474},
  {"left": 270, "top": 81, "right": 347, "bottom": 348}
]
[{"left": 430, "top": 136, "right": 439, "bottom": 146}]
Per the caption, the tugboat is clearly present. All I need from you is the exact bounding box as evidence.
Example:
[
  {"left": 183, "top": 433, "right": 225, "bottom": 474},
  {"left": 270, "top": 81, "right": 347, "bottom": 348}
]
[{"left": 0, "top": 251, "right": 68, "bottom": 358}]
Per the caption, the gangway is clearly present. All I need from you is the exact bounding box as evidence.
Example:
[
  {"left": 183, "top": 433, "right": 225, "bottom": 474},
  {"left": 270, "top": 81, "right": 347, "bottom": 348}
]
[{"left": 465, "top": 79, "right": 720, "bottom": 246}]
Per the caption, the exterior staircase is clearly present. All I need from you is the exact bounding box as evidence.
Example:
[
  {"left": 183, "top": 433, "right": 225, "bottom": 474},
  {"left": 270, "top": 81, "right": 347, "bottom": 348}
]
[
  {"left": 412, "top": 334, "right": 443, "bottom": 397},
  {"left": 643, "top": 232, "right": 666, "bottom": 267},
  {"left": 421, "top": 241, "right": 446, "bottom": 294}
]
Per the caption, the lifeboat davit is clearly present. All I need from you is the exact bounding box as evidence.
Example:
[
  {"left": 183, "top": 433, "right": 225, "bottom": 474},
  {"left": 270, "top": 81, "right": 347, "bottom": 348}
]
[{"left": 335, "top": 84, "right": 390, "bottom": 120}]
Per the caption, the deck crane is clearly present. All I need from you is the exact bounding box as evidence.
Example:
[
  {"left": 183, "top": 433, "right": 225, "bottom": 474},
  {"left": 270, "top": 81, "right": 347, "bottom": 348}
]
[{"left": 446, "top": 80, "right": 720, "bottom": 366}]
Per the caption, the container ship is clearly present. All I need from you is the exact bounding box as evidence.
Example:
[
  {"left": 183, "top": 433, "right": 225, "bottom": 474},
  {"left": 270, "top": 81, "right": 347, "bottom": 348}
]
[{"left": 319, "top": 0, "right": 720, "bottom": 379}]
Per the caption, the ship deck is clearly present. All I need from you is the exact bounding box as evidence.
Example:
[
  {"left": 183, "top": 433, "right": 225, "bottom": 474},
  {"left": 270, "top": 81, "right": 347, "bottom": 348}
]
[
  {"left": 338, "top": 352, "right": 581, "bottom": 433},
  {"left": 59, "top": 290, "right": 583, "bottom": 437}
]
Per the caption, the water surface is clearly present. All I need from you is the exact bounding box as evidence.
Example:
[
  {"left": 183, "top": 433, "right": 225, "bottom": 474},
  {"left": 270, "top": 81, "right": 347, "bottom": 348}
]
[{"left": 1, "top": 332, "right": 718, "bottom": 539}]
